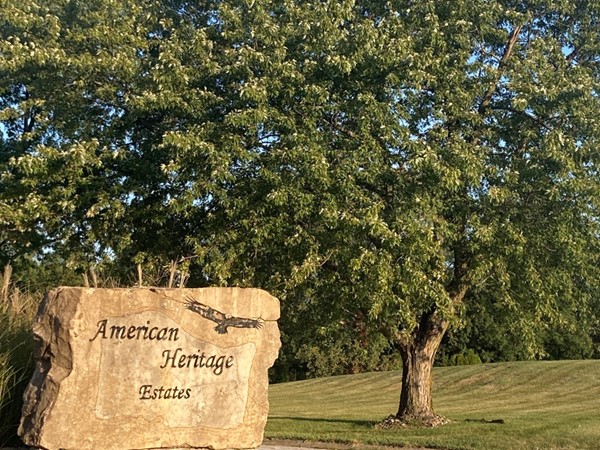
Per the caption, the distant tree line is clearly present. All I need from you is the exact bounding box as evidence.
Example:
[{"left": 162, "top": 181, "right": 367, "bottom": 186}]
[{"left": 3, "top": 253, "right": 599, "bottom": 383}]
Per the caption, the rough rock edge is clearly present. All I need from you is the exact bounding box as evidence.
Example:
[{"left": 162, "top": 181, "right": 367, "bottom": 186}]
[{"left": 19, "top": 288, "right": 77, "bottom": 445}]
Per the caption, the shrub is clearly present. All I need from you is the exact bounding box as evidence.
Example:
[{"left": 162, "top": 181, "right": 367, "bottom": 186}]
[{"left": 448, "top": 349, "right": 483, "bottom": 366}]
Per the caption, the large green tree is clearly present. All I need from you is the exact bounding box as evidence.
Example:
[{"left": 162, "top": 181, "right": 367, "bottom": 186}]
[{"left": 2, "top": 0, "right": 599, "bottom": 423}]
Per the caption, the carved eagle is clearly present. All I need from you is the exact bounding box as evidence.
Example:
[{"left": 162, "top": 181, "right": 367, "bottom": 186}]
[{"left": 185, "top": 297, "right": 264, "bottom": 334}]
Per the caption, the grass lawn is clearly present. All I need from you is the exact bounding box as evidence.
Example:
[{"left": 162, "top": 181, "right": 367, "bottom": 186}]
[{"left": 266, "top": 360, "right": 600, "bottom": 450}]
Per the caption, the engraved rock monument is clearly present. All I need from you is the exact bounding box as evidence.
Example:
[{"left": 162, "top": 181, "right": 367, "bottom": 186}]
[{"left": 19, "top": 287, "right": 281, "bottom": 450}]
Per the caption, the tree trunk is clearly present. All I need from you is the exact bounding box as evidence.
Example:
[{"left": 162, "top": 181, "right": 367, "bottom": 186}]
[
  {"left": 89, "top": 266, "right": 98, "bottom": 288},
  {"left": 167, "top": 260, "right": 177, "bottom": 289},
  {"left": 396, "top": 311, "right": 449, "bottom": 423},
  {"left": 1, "top": 264, "right": 12, "bottom": 303},
  {"left": 137, "top": 263, "right": 143, "bottom": 287},
  {"left": 393, "top": 245, "right": 468, "bottom": 424},
  {"left": 82, "top": 272, "right": 90, "bottom": 288}
]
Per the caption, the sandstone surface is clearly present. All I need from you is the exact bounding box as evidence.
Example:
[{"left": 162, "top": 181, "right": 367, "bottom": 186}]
[{"left": 19, "top": 287, "right": 280, "bottom": 450}]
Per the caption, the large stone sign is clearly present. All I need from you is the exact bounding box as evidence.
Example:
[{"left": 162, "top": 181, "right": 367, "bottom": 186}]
[{"left": 19, "top": 287, "right": 280, "bottom": 450}]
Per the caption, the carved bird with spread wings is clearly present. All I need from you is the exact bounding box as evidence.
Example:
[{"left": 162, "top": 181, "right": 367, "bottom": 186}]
[{"left": 185, "top": 297, "right": 264, "bottom": 334}]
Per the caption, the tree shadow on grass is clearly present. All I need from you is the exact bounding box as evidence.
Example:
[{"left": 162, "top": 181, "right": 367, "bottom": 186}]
[{"left": 268, "top": 416, "right": 376, "bottom": 429}]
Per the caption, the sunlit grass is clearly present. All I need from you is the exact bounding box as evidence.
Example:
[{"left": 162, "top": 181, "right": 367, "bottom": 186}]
[{"left": 267, "top": 360, "right": 600, "bottom": 450}]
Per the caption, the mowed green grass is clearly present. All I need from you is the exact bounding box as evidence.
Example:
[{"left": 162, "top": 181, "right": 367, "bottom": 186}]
[{"left": 266, "top": 360, "right": 600, "bottom": 450}]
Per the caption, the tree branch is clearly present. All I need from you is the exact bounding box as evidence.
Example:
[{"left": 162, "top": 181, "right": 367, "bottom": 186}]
[
  {"left": 22, "top": 87, "right": 36, "bottom": 135},
  {"left": 322, "top": 114, "right": 357, "bottom": 139},
  {"left": 478, "top": 24, "right": 523, "bottom": 115},
  {"left": 565, "top": 47, "right": 578, "bottom": 65},
  {"left": 23, "top": 109, "right": 36, "bottom": 134},
  {"left": 490, "top": 105, "right": 554, "bottom": 131}
]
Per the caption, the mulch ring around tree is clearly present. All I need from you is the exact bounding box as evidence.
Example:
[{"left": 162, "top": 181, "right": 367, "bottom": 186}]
[{"left": 375, "top": 414, "right": 453, "bottom": 429}]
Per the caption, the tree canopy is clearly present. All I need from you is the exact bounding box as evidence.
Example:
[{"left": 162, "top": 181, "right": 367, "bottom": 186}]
[{"left": 2, "top": 0, "right": 599, "bottom": 421}]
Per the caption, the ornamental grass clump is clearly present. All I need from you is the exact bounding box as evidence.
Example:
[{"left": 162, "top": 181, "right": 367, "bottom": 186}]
[{"left": 0, "top": 281, "right": 36, "bottom": 447}]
